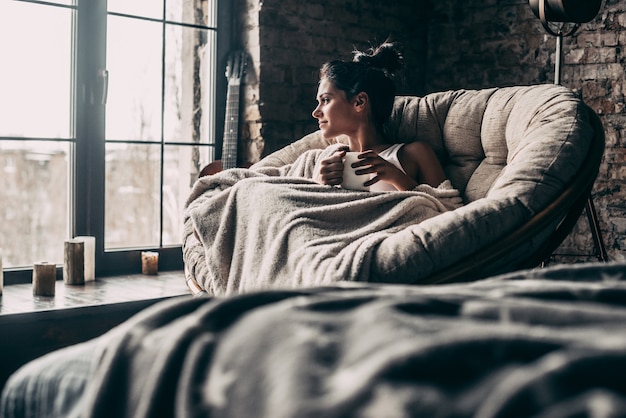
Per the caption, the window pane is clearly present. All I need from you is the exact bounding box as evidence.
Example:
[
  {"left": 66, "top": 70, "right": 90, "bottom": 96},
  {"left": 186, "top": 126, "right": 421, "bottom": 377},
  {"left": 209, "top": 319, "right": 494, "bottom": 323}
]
[
  {"left": 0, "top": 141, "right": 69, "bottom": 268},
  {"left": 164, "top": 25, "right": 216, "bottom": 145},
  {"left": 37, "top": 0, "right": 73, "bottom": 5},
  {"left": 166, "top": 0, "right": 217, "bottom": 27},
  {"left": 105, "top": 143, "right": 160, "bottom": 249},
  {"left": 0, "top": 1, "right": 72, "bottom": 138},
  {"left": 162, "top": 145, "right": 211, "bottom": 246},
  {"left": 106, "top": 16, "right": 163, "bottom": 142},
  {"left": 108, "top": 0, "right": 163, "bottom": 20}
]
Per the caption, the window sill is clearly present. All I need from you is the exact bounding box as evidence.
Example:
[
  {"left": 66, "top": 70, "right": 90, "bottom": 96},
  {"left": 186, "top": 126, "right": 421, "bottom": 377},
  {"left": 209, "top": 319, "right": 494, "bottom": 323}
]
[
  {"left": 0, "top": 270, "right": 189, "bottom": 316},
  {"left": 0, "top": 271, "right": 190, "bottom": 389}
]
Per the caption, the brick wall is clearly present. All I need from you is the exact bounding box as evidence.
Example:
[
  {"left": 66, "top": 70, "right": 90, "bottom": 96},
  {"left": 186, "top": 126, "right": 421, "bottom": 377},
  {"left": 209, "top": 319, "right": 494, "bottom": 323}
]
[
  {"left": 236, "top": 0, "right": 431, "bottom": 162},
  {"left": 237, "top": 0, "right": 626, "bottom": 263},
  {"left": 426, "top": 0, "right": 626, "bottom": 263}
]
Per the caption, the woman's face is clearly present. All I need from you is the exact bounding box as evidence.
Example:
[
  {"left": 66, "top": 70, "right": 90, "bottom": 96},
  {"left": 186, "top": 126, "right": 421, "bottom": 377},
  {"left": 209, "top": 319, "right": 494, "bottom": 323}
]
[{"left": 312, "top": 78, "right": 360, "bottom": 139}]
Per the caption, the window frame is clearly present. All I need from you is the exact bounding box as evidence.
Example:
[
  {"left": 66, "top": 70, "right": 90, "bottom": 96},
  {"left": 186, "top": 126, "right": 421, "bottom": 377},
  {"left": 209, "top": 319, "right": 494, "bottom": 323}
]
[{"left": 3, "top": 0, "right": 232, "bottom": 284}]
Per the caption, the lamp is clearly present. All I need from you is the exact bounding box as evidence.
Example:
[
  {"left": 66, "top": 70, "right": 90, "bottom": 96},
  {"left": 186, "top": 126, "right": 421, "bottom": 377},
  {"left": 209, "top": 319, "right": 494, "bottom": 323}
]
[
  {"left": 529, "top": 0, "right": 603, "bottom": 84},
  {"left": 529, "top": 0, "right": 608, "bottom": 262},
  {"left": 529, "top": 0, "right": 602, "bottom": 23}
]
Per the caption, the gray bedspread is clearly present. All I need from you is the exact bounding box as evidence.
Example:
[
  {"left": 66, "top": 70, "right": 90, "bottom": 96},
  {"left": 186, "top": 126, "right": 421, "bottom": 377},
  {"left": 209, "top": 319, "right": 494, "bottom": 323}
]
[{"left": 2, "top": 261, "right": 626, "bottom": 418}]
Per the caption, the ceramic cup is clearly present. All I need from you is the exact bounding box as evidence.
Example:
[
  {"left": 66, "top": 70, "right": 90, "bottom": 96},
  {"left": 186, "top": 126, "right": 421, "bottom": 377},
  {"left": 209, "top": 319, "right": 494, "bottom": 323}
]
[{"left": 341, "top": 152, "right": 370, "bottom": 191}]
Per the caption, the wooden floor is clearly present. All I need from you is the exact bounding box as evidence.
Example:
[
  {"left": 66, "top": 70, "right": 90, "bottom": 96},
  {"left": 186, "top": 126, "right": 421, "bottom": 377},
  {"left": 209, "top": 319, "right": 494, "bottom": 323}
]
[{"left": 0, "top": 270, "right": 190, "bottom": 316}]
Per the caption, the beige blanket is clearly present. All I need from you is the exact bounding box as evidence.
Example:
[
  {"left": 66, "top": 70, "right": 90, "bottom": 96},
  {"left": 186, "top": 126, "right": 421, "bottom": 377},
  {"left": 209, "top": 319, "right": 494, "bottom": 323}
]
[{"left": 183, "top": 144, "right": 463, "bottom": 295}]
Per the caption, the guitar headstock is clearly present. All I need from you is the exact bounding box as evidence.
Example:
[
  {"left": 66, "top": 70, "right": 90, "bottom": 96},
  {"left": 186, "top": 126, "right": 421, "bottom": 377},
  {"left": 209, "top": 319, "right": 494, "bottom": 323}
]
[{"left": 225, "top": 50, "right": 247, "bottom": 85}]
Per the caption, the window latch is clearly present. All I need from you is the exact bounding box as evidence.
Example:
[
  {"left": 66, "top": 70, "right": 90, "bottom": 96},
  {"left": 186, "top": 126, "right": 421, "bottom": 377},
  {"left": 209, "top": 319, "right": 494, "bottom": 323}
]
[{"left": 100, "top": 69, "right": 109, "bottom": 105}]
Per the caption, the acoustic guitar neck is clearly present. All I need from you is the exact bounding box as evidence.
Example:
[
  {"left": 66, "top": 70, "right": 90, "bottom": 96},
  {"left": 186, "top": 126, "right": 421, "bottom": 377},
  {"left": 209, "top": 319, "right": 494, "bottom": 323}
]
[
  {"left": 221, "top": 51, "right": 246, "bottom": 171},
  {"left": 197, "top": 51, "right": 247, "bottom": 178},
  {"left": 222, "top": 81, "right": 241, "bottom": 170}
]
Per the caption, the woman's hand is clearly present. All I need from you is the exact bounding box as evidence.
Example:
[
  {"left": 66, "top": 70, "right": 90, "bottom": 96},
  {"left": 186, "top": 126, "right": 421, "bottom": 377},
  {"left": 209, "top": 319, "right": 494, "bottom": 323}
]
[
  {"left": 352, "top": 150, "right": 417, "bottom": 191},
  {"left": 316, "top": 148, "right": 347, "bottom": 186}
]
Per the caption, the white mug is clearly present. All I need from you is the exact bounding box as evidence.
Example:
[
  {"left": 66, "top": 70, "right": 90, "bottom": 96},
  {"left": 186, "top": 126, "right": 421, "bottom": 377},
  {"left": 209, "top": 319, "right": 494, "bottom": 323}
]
[{"left": 341, "top": 152, "right": 370, "bottom": 191}]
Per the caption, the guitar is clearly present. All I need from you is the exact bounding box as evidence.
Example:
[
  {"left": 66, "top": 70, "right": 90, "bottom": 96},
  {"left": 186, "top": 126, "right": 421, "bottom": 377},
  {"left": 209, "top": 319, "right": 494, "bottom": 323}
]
[{"left": 199, "top": 50, "right": 249, "bottom": 177}]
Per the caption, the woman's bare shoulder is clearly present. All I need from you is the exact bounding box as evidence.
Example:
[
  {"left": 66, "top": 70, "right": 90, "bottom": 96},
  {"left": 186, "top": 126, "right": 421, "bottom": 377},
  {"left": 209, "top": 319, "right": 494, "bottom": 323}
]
[
  {"left": 399, "top": 141, "right": 446, "bottom": 186},
  {"left": 401, "top": 140, "right": 435, "bottom": 153},
  {"left": 399, "top": 141, "right": 438, "bottom": 164}
]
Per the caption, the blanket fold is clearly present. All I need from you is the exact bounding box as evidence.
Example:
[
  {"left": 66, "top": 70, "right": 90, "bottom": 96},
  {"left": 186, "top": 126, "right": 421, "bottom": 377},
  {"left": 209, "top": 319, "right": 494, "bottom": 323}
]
[{"left": 183, "top": 144, "right": 462, "bottom": 295}]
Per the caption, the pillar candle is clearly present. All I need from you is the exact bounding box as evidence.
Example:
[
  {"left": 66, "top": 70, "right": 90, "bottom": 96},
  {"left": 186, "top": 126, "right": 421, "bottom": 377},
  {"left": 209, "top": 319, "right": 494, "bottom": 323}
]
[
  {"left": 33, "top": 262, "right": 56, "bottom": 296},
  {"left": 141, "top": 251, "right": 159, "bottom": 275},
  {"left": 0, "top": 248, "right": 3, "bottom": 296},
  {"left": 74, "top": 236, "right": 95, "bottom": 282},
  {"left": 64, "top": 239, "right": 85, "bottom": 285}
]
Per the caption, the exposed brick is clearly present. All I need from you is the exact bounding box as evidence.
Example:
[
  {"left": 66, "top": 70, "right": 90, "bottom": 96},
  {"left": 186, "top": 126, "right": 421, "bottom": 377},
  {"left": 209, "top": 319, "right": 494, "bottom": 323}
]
[{"left": 234, "top": 0, "right": 626, "bottom": 263}]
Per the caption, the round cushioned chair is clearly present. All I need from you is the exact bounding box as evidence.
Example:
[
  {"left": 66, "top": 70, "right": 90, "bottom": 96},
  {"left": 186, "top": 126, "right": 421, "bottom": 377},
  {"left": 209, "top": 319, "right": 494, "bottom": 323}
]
[{"left": 184, "top": 84, "right": 604, "bottom": 292}]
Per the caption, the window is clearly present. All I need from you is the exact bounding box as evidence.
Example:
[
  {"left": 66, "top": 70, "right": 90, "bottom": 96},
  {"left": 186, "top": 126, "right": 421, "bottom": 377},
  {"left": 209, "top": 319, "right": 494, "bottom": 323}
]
[{"left": 0, "top": 0, "right": 231, "bottom": 282}]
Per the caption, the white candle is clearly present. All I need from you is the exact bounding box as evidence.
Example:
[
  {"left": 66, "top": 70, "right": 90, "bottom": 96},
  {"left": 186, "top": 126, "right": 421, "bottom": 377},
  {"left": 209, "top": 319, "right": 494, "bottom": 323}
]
[
  {"left": 0, "top": 248, "right": 3, "bottom": 296},
  {"left": 63, "top": 239, "right": 85, "bottom": 285},
  {"left": 141, "top": 251, "right": 159, "bottom": 275},
  {"left": 74, "top": 236, "right": 95, "bottom": 282},
  {"left": 33, "top": 262, "right": 56, "bottom": 296},
  {"left": 341, "top": 152, "right": 370, "bottom": 191}
]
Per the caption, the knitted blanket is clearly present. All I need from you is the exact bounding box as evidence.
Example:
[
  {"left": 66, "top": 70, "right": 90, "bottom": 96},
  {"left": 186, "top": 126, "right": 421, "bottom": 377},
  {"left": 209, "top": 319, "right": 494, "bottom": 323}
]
[{"left": 183, "top": 144, "right": 462, "bottom": 295}]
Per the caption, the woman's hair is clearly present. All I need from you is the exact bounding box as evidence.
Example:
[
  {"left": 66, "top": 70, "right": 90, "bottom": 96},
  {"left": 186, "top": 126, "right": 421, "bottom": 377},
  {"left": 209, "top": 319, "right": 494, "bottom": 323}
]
[{"left": 319, "top": 41, "right": 403, "bottom": 128}]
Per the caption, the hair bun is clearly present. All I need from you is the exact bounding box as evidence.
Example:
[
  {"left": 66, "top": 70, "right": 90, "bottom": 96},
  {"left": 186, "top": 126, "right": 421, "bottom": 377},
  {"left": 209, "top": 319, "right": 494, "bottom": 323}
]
[{"left": 352, "top": 41, "right": 403, "bottom": 76}]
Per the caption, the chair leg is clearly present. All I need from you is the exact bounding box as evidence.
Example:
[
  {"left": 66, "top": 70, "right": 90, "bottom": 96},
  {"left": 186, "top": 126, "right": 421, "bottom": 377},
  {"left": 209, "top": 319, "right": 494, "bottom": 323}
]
[
  {"left": 541, "top": 195, "right": 609, "bottom": 268},
  {"left": 585, "top": 196, "right": 609, "bottom": 262}
]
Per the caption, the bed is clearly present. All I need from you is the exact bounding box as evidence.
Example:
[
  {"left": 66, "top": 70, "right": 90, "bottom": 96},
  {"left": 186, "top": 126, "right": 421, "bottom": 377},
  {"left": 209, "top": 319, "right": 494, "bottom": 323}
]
[{"left": 2, "top": 260, "right": 626, "bottom": 417}]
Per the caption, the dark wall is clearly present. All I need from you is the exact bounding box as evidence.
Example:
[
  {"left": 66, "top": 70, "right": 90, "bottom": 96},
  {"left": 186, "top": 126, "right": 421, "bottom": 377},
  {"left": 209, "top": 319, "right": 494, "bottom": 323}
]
[
  {"left": 237, "top": 0, "right": 432, "bottom": 161},
  {"left": 238, "top": 0, "right": 626, "bottom": 263},
  {"left": 425, "top": 0, "right": 625, "bottom": 263}
]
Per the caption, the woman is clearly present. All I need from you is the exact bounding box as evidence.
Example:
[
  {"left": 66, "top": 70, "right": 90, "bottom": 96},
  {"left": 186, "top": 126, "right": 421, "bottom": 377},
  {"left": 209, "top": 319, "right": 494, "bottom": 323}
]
[{"left": 312, "top": 42, "right": 446, "bottom": 191}]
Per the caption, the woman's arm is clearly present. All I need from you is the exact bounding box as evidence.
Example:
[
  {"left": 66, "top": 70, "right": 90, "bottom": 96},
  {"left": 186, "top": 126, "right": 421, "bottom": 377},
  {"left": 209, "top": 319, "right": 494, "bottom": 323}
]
[
  {"left": 353, "top": 142, "right": 447, "bottom": 190},
  {"left": 400, "top": 141, "right": 447, "bottom": 188}
]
